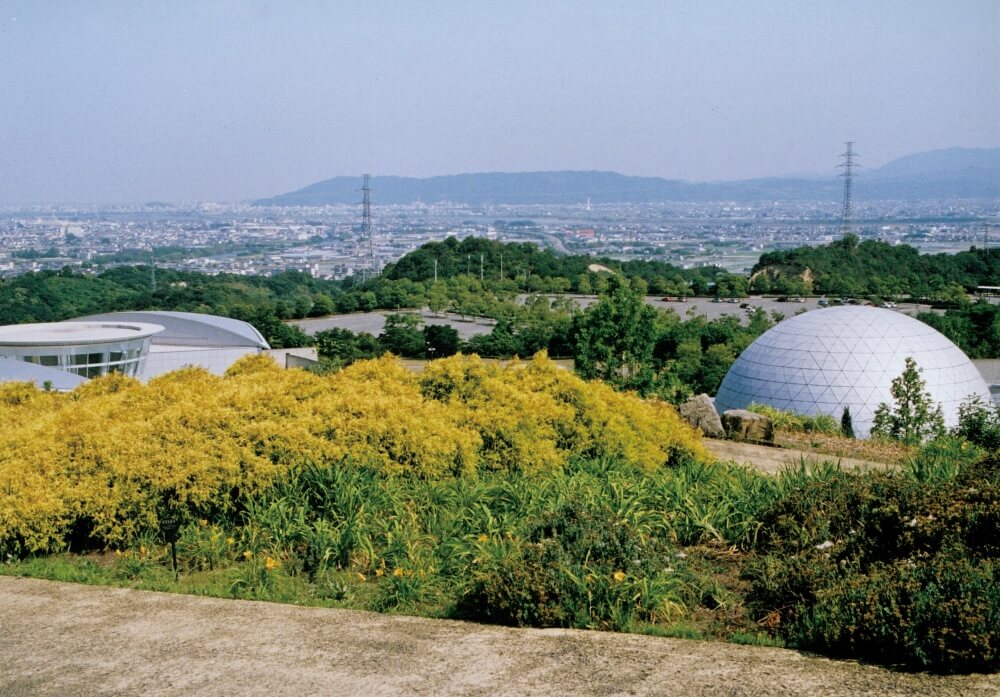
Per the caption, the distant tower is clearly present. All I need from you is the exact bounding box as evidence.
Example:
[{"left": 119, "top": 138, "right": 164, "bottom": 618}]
[
  {"left": 361, "top": 174, "right": 377, "bottom": 274},
  {"left": 838, "top": 142, "right": 857, "bottom": 237}
]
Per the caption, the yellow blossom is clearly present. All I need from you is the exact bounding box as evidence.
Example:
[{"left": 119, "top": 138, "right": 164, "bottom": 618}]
[
  {"left": 392, "top": 567, "right": 404, "bottom": 577},
  {"left": 357, "top": 573, "right": 366, "bottom": 582},
  {"left": 199, "top": 519, "right": 208, "bottom": 527},
  {"left": 243, "top": 550, "right": 253, "bottom": 560},
  {"left": 264, "top": 556, "right": 279, "bottom": 571},
  {"left": 226, "top": 537, "right": 235, "bottom": 545},
  {"left": 613, "top": 570, "right": 627, "bottom": 582},
  {"left": 375, "top": 567, "right": 384, "bottom": 577},
  {"left": 478, "top": 534, "right": 489, "bottom": 542}
]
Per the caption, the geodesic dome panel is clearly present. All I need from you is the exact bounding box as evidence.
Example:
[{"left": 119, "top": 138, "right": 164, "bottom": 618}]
[{"left": 714, "top": 306, "right": 991, "bottom": 438}]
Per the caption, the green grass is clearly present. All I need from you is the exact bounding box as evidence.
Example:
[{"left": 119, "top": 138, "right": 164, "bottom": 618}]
[{"left": 3, "top": 448, "right": 997, "bottom": 673}]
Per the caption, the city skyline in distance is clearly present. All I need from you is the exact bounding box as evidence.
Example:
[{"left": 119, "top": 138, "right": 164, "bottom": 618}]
[{"left": 0, "top": 1, "right": 997, "bottom": 205}]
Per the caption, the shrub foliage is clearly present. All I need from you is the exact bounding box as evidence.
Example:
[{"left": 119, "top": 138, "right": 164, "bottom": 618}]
[
  {"left": 745, "top": 464, "right": 1000, "bottom": 672},
  {"left": 0, "top": 353, "right": 706, "bottom": 556}
]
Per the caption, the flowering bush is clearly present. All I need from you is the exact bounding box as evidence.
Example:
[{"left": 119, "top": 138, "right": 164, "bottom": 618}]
[{"left": 0, "top": 353, "right": 706, "bottom": 556}]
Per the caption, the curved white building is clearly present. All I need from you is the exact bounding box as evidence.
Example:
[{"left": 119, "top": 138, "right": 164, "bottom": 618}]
[
  {"left": 73, "top": 311, "right": 270, "bottom": 379},
  {"left": 0, "top": 356, "right": 90, "bottom": 391},
  {"left": 714, "top": 306, "right": 991, "bottom": 437},
  {"left": 0, "top": 321, "right": 163, "bottom": 380}
]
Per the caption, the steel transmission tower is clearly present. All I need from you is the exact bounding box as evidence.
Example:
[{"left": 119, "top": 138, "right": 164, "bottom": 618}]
[
  {"left": 362, "top": 174, "right": 377, "bottom": 274},
  {"left": 838, "top": 142, "right": 857, "bottom": 237}
]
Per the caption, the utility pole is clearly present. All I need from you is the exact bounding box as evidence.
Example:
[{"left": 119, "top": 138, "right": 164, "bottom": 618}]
[
  {"left": 433, "top": 258, "right": 438, "bottom": 283},
  {"left": 362, "top": 174, "right": 376, "bottom": 276},
  {"left": 838, "top": 142, "right": 857, "bottom": 238},
  {"left": 480, "top": 254, "right": 484, "bottom": 282},
  {"left": 150, "top": 256, "right": 156, "bottom": 292}
]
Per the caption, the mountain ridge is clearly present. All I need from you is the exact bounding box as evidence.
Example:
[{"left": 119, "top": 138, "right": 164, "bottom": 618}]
[{"left": 254, "top": 147, "right": 1000, "bottom": 206}]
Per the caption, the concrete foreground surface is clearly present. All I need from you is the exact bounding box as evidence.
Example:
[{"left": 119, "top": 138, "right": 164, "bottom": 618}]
[{"left": 1, "top": 576, "right": 997, "bottom": 697}]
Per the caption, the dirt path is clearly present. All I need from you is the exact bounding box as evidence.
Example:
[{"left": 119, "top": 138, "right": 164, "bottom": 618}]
[
  {"left": 1, "top": 577, "right": 995, "bottom": 697},
  {"left": 704, "top": 438, "right": 892, "bottom": 474}
]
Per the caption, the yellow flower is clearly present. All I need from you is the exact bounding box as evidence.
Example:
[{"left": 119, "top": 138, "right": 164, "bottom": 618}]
[
  {"left": 375, "top": 567, "right": 384, "bottom": 577},
  {"left": 392, "top": 567, "right": 404, "bottom": 577},
  {"left": 357, "top": 573, "right": 367, "bottom": 582},
  {"left": 264, "top": 556, "right": 279, "bottom": 571},
  {"left": 139, "top": 545, "right": 147, "bottom": 556},
  {"left": 478, "top": 534, "right": 489, "bottom": 542},
  {"left": 613, "top": 570, "right": 627, "bottom": 583},
  {"left": 226, "top": 537, "right": 235, "bottom": 545},
  {"left": 243, "top": 550, "right": 253, "bottom": 560},
  {"left": 199, "top": 519, "right": 208, "bottom": 527}
]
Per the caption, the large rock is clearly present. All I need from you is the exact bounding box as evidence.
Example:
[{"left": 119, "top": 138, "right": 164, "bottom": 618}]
[
  {"left": 722, "top": 409, "right": 774, "bottom": 443},
  {"left": 678, "top": 394, "right": 725, "bottom": 438}
]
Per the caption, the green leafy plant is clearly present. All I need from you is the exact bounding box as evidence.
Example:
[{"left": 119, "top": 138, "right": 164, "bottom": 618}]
[{"left": 870, "top": 357, "right": 946, "bottom": 445}]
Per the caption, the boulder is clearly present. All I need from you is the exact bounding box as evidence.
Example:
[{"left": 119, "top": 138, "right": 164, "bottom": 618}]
[
  {"left": 678, "top": 394, "right": 725, "bottom": 438},
  {"left": 722, "top": 409, "right": 774, "bottom": 443}
]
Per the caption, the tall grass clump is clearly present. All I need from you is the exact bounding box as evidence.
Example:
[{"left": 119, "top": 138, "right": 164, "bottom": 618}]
[{"left": 747, "top": 403, "right": 839, "bottom": 435}]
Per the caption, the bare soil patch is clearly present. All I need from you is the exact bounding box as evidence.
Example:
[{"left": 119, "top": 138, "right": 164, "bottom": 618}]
[
  {"left": 1, "top": 577, "right": 996, "bottom": 697},
  {"left": 704, "top": 438, "right": 893, "bottom": 474}
]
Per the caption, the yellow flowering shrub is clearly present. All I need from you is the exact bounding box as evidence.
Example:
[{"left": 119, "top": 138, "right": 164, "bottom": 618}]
[{"left": 0, "top": 352, "right": 707, "bottom": 555}]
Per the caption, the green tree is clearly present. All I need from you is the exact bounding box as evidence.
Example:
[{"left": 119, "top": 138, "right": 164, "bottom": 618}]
[
  {"left": 314, "top": 327, "right": 383, "bottom": 364},
  {"left": 379, "top": 313, "right": 426, "bottom": 357},
  {"left": 570, "top": 275, "right": 658, "bottom": 392},
  {"left": 870, "top": 357, "right": 946, "bottom": 445},
  {"left": 426, "top": 281, "right": 450, "bottom": 316},
  {"left": 309, "top": 293, "right": 335, "bottom": 317},
  {"left": 423, "top": 324, "right": 460, "bottom": 359},
  {"left": 841, "top": 406, "right": 855, "bottom": 439}
]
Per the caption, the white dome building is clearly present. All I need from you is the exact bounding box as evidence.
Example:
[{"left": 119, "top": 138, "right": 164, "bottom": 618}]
[{"left": 714, "top": 306, "right": 991, "bottom": 437}]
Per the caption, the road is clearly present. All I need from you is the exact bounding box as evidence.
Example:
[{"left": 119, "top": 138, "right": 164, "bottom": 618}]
[{"left": 0, "top": 576, "right": 994, "bottom": 697}]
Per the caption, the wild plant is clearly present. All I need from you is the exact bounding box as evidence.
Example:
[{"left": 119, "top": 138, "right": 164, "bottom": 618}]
[
  {"left": 229, "top": 551, "right": 283, "bottom": 600},
  {"left": 177, "top": 520, "right": 233, "bottom": 571}
]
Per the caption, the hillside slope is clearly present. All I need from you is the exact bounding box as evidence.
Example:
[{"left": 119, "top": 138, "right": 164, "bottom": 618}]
[{"left": 254, "top": 148, "right": 1000, "bottom": 206}]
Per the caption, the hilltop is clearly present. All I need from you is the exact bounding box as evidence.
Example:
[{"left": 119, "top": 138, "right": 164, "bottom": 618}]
[{"left": 254, "top": 147, "right": 1000, "bottom": 206}]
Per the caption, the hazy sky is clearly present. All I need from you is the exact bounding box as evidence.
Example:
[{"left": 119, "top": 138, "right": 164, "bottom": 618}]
[{"left": 1, "top": 1, "right": 997, "bottom": 204}]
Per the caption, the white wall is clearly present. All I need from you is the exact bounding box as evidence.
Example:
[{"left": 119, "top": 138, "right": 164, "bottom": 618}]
[{"left": 140, "top": 346, "right": 259, "bottom": 380}]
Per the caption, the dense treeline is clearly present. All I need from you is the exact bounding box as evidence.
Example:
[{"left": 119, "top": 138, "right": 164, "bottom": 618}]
[
  {"left": 378, "top": 236, "right": 734, "bottom": 295},
  {"left": 4, "top": 236, "right": 999, "bottom": 359},
  {"left": 752, "top": 235, "right": 1000, "bottom": 299},
  {"left": 316, "top": 277, "right": 777, "bottom": 401},
  {"left": 918, "top": 302, "right": 1000, "bottom": 359},
  {"left": 0, "top": 266, "right": 325, "bottom": 347}
]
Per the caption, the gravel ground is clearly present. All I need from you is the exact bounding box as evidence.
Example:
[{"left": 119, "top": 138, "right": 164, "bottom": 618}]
[{"left": 1, "top": 577, "right": 996, "bottom": 697}]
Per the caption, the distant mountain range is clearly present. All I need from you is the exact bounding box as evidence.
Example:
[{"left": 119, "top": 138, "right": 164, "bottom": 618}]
[{"left": 253, "top": 147, "right": 1000, "bottom": 206}]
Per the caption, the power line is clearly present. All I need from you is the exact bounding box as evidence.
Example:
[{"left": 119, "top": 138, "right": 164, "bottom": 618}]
[
  {"left": 361, "top": 174, "right": 377, "bottom": 276},
  {"left": 838, "top": 142, "right": 858, "bottom": 238}
]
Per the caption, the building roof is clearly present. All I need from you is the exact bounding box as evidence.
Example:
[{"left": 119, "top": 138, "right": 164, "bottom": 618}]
[
  {"left": 72, "top": 311, "right": 270, "bottom": 350},
  {"left": 0, "top": 357, "right": 89, "bottom": 391},
  {"left": 0, "top": 321, "right": 163, "bottom": 347},
  {"left": 714, "top": 306, "right": 991, "bottom": 437}
]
